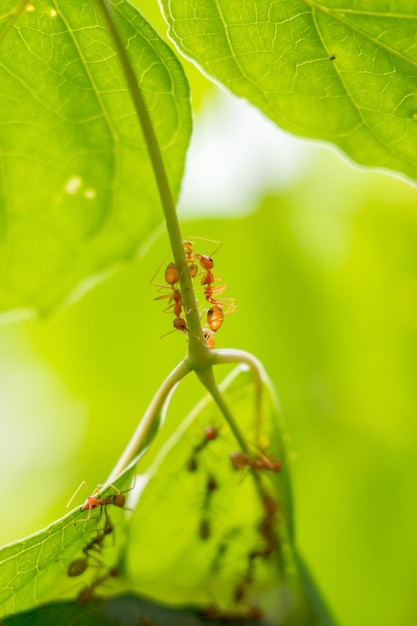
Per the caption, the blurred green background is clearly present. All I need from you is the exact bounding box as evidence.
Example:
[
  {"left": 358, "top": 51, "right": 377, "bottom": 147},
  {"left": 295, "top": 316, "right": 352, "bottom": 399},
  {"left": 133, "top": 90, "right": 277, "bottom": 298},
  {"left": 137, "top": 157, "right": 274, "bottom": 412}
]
[{"left": 1, "top": 3, "right": 416, "bottom": 626}]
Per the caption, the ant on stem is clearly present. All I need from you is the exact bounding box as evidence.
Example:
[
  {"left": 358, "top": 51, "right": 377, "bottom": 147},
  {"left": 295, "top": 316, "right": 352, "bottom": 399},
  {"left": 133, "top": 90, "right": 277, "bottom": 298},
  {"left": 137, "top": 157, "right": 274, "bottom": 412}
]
[
  {"left": 187, "top": 425, "right": 219, "bottom": 472},
  {"left": 229, "top": 451, "right": 281, "bottom": 473},
  {"left": 153, "top": 262, "right": 188, "bottom": 334},
  {"left": 199, "top": 474, "right": 219, "bottom": 541},
  {"left": 154, "top": 238, "right": 236, "bottom": 348},
  {"left": 183, "top": 238, "right": 222, "bottom": 284}
]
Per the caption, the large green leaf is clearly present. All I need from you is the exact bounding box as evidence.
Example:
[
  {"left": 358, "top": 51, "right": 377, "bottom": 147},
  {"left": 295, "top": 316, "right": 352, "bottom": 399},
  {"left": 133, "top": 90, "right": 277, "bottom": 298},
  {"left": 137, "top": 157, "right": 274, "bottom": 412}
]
[
  {"left": 126, "top": 366, "right": 331, "bottom": 625},
  {"left": 0, "top": 467, "right": 134, "bottom": 618},
  {"left": 0, "top": 364, "right": 333, "bottom": 624},
  {"left": 160, "top": 0, "right": 417, "bottom": 183},
  {"left": 0, "top": 0, "right": 191, "bottom": 315}
]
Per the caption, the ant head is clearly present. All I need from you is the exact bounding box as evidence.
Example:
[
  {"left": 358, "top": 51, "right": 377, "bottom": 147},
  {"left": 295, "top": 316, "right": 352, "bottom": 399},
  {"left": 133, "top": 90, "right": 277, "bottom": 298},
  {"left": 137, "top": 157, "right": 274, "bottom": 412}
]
[
  {"left": 204, "top": 426, "right": 218, "bottom": 441},
  {"left": 82, "top": 496, "right": 100, "bottom": 511},
  {"left": 173, "top": 318, "right": 187, "bottom": 332},
  {"left": 197, "top": 254, "right": 214, "bottom": 270}
]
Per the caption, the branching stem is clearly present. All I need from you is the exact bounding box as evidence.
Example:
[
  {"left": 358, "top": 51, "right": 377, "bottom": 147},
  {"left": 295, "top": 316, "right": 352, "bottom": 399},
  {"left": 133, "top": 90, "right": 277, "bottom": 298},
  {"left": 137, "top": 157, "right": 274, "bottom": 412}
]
[
  {"left": 107, "top": 358, "right": 191, "bottom": 483},
  {"left": 97, "top": 0, "right": 265, "bottom": 495},
  {"left": 214, "top": 348, "right": 266, "bottom": 440}
]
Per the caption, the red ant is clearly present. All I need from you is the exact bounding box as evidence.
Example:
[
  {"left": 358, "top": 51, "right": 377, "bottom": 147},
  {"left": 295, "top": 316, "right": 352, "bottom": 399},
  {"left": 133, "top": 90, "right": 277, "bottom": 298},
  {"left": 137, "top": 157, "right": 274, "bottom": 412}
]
[
  {"left": 67, "top": 480, "right": 135, "bottom": 522},
  {"left": 153, "top": 261, "right": 188, "bottom": 334},
  {"left": 67, "top": 513, "right": 115, "bottom": 578},
  {"left": 187, "top": 426, "right": 219, "bottom": 471},
  {"left": 199, "top": 474, "right": 219, "bottom": 541},
  {"left": 229, "top": 451, "right": 281, "bottom": 473},
  {"left": 183, "top": 239, "right": 222, "bottom": 285}
]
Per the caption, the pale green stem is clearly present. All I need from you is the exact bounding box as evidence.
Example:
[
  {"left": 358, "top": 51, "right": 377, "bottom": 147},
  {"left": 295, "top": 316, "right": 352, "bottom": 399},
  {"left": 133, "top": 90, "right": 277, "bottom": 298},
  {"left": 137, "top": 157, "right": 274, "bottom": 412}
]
[
  {"left": 196, "top": 367, "right": 250, "bottom": 453},
  {"left": 96, "top": 0, "right": 213, "bottom": 369},
  {"left": 96, "top": 1, "right": 266, "bottom": 488},
  {"left": 196, "top": 367, "right": 269, "bottom": 505},
  {"left": 214, "top": 348, "right": 265, "bottom": 439},
  {"left": 106, "top": 358, "right": 191, "bottom": 482}
]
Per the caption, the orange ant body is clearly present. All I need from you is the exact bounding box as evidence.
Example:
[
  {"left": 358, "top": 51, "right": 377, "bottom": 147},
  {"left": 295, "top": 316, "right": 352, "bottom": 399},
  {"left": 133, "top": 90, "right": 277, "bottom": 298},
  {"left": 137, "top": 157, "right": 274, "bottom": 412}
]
[
  {"left": 164, "top": 261, "right": 180, "bottom": 285},
  {"left": 153, "top": 262, "right": 188, "bottom": 334},
  {"left": 229, "top": 451, "right": 281, "bottom": 473},
  {"left": 207, "top": 304, "right": 224, "bottom": 332},
  {"left": 67, "top": 481, "right": 134, "bottom": 522},
  {"left": 183, "top": 239, "right": 220, "bottom": 286},
  {"left": 155, "top": 239, "right": 235, "bottom": 346}
]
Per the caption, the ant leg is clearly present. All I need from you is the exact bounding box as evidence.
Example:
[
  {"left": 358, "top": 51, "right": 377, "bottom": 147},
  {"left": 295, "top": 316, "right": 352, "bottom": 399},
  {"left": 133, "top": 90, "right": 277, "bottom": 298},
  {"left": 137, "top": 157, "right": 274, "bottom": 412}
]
[{"left": 67, "top": 480, "right": 88, "bottom": 509}]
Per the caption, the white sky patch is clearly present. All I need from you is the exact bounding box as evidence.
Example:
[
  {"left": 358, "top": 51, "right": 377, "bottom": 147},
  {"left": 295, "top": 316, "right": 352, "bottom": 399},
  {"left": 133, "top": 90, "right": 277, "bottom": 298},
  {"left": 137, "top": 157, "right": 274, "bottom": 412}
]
[
  {"left": 65, "top": 175, "right": 82, "bottom": 194},
  {"left": 178, "top": 88, "right": 314, "bottom": 217}
]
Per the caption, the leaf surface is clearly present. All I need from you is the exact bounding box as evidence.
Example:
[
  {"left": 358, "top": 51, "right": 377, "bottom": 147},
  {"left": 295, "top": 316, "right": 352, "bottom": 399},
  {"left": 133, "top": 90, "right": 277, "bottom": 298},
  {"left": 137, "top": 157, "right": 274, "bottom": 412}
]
[
  {"left": 0, "top": 0, "right": 191, "bottom": 315},
  {"left": 0, "top": 366, "right": 333, "bottom": 624},
  {"left": 0, "top": 467, "right": 134, "bottom": 618},
  {"left": 125, "top": 366, "right": 330, "bottom": 625},
  {"left": 160, "top": 0, "right": 417, "bottom": 183}
]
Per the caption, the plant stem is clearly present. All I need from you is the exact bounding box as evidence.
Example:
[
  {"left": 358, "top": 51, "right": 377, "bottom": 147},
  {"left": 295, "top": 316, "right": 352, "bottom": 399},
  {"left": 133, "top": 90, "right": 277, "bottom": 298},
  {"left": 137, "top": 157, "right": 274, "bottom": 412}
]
[
  {"left": 196, "top": 367, "right": 269, "bottom": 505},
  {"left": 96, "top": 0, "right": 213, "bottom": 369},
  {"left": 106, "top": 358, "right": 191, "bottom": 483},
  {"left": 214, "top": 348, "right": 266, "bottom": 440},
  {"left": 197, "top": 367, "right": 250, "bottom": 453}
]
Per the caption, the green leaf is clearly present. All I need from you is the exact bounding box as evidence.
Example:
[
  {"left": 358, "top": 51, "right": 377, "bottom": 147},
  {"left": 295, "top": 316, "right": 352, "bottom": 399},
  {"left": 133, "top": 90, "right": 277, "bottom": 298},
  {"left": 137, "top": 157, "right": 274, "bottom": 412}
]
[
  {"left": 160, "top": 0, "right": 417, "bottom": 183},
  {"left": 0, "top": 0, "right": 191, "bottom": 316},
  {"left": 125, "top": 366, "right": 331, "bottom": 625},
  {"left": 0, "top": 467, "right": 134, "bottom": 618},
  {"left": 0, "top": 366, "right": 334, "bottom": 624}
]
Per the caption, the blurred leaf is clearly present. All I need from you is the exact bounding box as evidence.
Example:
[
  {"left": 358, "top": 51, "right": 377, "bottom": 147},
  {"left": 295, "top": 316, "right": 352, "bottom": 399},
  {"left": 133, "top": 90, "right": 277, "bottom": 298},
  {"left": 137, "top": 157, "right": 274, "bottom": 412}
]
[
  {"left": 0, "top": 467, "right": 134, "bottom": 618},
  {"left": 160, "top": 0, "right": 417, "bottom": 183},
  {"left": 0, "top": 0, "right": 191, "bottom": 316},
  {"left": 3, "top": 594, "right": 275, "bottom": 626},
  {"left": 126, "top": 366, "right": 331, "bottom": 625}
]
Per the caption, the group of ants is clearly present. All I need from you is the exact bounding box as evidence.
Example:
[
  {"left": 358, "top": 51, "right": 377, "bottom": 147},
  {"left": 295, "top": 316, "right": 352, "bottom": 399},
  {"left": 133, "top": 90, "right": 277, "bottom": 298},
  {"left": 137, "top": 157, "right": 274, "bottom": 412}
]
[
  {"left": 154, "top": 239, "right": 236, "bottom": 348},
  {"left": 66, "top": 431, "right": 282, "bottom": 619},
  {"left": 65, "top": 240, "right": 282, "bottom": 620}
]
